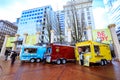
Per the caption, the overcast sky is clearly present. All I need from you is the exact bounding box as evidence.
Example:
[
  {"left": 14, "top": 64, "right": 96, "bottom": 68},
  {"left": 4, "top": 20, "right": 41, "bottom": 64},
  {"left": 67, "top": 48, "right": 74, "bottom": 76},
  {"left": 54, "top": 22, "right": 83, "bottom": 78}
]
[{"left": 0, "top": 0, "right": 68, "bottom": 22}]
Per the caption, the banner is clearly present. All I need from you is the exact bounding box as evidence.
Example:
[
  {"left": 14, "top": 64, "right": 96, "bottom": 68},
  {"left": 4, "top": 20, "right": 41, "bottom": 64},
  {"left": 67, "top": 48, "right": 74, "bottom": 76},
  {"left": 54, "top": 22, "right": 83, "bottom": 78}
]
[
  {"left": 6, "top": 37, "right": 15, "bottom": 47},
  {"left": 92, "top": 29, "right": 112, "bottom": 44},
  {"left": 26, "top": 35, "right": 36, "bottom": 45}
]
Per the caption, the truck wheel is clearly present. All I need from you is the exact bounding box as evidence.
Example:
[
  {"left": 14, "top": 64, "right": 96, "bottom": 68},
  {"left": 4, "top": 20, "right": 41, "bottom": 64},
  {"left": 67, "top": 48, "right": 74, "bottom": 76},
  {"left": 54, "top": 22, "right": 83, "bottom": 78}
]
[
  {"left": 30, "top": 58, "right": 35, "bottom": 63},
  {"left": 62, "top": 59, "right": 66, "bottom": 64},
  {"left": 36, "top": 58, "right": 41, "bottom": 63},
  {"left": 100, "top": 60, "right": 104, "bottom": 66},
  {"left": 56, "top": 59, "right": 61, "bottom": 64},
  {"left": 104, "top": 59, "right": 107, "bottom": 65}
]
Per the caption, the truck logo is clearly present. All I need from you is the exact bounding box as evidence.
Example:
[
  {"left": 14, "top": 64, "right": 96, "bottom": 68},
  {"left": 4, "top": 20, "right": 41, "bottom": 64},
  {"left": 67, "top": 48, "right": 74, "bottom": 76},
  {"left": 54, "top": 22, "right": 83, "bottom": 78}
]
[{"left": 56, "top": 48, "right": 59, "bottom": 52}]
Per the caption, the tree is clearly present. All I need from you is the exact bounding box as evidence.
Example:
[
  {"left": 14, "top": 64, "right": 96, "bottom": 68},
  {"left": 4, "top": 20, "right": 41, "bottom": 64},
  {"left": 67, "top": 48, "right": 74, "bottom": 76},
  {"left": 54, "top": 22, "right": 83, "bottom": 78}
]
[
  {"left": 36, "top": 9, "right": 52, "bottom": 43},
  {"left": 64, "top": 0, "right": 86, "bottom": 43}
]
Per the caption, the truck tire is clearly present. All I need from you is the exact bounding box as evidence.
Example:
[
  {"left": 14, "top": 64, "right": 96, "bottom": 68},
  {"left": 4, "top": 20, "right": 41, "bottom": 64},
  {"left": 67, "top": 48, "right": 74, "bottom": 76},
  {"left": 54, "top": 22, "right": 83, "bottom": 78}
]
[
  {"left": 36, "top": 58, "right": 41, "bottom": 63},
  {"left": 104, "top": 59, "right": 107, "bottom": 65},
  {"left": 30, "top": 58, "right": 35, "bottom": 63},
  {"left": 62, "top": 59, "right": 66, "bottom": 64},
  {"left": 56, "top": 59, "right": 61, "bottom": 64},
  {"left": 100, "top": 60, "right": 105, "bottom": 66}
]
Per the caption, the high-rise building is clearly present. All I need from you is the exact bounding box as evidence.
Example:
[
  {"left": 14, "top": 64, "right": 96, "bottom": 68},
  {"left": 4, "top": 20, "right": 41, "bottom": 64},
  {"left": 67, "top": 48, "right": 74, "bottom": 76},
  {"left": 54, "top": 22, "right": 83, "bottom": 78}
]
[
  {"left": 64, "top": 0, "right": 95, "bottom": 42},
  {"left": 104, "top": 0, "right": 120, "bottom": 41},
  {"left": 55, "top": 10, "right": 65, "bottom": 37},
  {"left": 17, "top": 5, "right": 57, "bottom": 43},
  {"left": 0, "top": 20, "right": 18, "bottom": 49}
]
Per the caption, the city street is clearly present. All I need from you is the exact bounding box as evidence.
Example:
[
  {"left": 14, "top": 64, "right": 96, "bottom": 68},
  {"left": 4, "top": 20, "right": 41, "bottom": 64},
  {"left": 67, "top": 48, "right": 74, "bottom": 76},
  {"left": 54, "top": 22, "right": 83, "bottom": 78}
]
[{"left": 0, "top": 58, "right": 120, "bottom": 80}]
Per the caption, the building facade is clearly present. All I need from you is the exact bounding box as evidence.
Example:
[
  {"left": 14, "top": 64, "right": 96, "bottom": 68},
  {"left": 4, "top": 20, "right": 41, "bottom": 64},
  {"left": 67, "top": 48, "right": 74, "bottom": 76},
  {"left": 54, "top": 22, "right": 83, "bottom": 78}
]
[
  {"left": 64, "top": 0, "right": 95, "bottom": 42},
  {"left": 104, "top": 0, "right": 120, "bottom": 41},
  {"left": 55, "top": 10, "right": 65, "bottom": 42},
  {"left": 17, "top": 5, "right": 57, "bottom": 43},
  {"left": 0, "top": 20, "right": 18, "bottom": 49}
]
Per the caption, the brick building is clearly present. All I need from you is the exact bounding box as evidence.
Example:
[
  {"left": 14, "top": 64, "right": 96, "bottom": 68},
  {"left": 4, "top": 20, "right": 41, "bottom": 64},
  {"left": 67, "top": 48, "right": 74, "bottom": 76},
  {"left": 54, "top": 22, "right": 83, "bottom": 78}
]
[{"left": 0, "top": 20, "right": 18, "bottom": 49}]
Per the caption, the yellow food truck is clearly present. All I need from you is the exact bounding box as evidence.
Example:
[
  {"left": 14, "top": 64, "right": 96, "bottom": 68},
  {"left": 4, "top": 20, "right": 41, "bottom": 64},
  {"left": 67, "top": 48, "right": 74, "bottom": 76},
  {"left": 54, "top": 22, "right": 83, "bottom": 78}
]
[{"left": 75, "top": 40, "right": 112, "bottom": 66}]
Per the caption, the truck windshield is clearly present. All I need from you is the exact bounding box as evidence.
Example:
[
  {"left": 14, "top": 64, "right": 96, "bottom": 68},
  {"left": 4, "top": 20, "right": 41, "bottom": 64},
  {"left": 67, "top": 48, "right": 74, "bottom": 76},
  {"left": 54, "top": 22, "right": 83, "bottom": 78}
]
[{"left": 24, "top": 48, "right": 37, "bottom": 54}]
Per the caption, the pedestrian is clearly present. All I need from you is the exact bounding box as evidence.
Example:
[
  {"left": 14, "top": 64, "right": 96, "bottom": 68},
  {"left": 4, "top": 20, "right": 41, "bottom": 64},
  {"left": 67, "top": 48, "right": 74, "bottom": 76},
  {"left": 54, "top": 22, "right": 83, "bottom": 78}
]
[
  {"left": 78, "top": 47, "right": 84, "bottom": 65},
  {"left": 43, "top": 53, "right": 47, "bottom": 64},
  {"left": 4, "top": 50, "right": 10, "bottom": 61},
  {"left": 10, "top": 51, "right": 17, "bottom": 65}
]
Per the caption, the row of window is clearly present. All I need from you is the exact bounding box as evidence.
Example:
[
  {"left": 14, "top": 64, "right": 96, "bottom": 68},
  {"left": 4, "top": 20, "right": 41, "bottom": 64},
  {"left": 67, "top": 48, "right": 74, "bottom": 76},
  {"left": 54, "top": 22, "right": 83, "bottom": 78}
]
[
  {"left": 22, "top": 6, "right": 51, "bottom": 14},
  {"left": 20, "top": 16, "right": 43, "bottom": 21},
  {"left": 21, "top": 12, "right": 43, "bottom": 18},
  {"left": 0, "top": 29, "right": 16, "bottom": 34},
  {"left": 66, "top": 7, "right": 90, "bottom": 15},
  {"left": 19, "top": 19, "right": 43, "bottom": 25},
  {"left": 0, "top": 26, "right": 17, "bottom": 32}
]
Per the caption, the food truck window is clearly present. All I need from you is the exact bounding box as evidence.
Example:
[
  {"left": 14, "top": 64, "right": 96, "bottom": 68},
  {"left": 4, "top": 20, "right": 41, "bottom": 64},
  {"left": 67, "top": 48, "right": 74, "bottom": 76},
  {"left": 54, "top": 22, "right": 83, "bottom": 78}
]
[
  {"left": 24, "top": 48, "right": 37, "bottom": 54},
  {"left": 94, "top": 46, "right": 100, "bottom": 55},
  {"left": 85, "top": 46, "right": 90, "bottom": 53},
  {"left": 78, "top": 46, "right": 90, "bottom": 53}
]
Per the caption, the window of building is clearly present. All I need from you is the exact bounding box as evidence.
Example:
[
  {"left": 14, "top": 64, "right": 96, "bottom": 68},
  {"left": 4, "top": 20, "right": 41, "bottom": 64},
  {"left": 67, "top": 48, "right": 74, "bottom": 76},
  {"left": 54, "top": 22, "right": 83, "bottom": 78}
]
[
  {"left": 41, "top": 36, "right": 44, "bottom": 39},
  {"left": 86, "top": 8, "right": 89, "bottom": 11},
  {"left": 32, "top": 14, "right": 34, "bottom": 16},
  {"left": 41, "top": 12, "right": 43, "bottom": 14},
  {"left": 87, "top": 12, "right": 90, "bottom": 15},
  {"left": 30, "top": 11, "right": 32, "bottom": 13},
  {"left": 42, "top": 31, "right": 44, "bottom": 34},
  {"left": 88, "top": 16, "right": 91, "bottom": 20},
  {"left": 35, "top": 10, "right": 37, "bottom": 12},
  {"left": 67, "top": 10, "right": 69, "bottom": 14}
]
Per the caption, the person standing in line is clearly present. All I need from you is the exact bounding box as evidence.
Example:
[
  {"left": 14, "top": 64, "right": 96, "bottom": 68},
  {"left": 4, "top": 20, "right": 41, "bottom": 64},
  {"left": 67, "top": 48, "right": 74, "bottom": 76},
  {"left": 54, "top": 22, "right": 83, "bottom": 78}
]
[
  {"left": 10, "top": 51, "right": 17, "bottom": 65},
  {"left": 78, "top": 47, "right": 84, "bottom": 65}
]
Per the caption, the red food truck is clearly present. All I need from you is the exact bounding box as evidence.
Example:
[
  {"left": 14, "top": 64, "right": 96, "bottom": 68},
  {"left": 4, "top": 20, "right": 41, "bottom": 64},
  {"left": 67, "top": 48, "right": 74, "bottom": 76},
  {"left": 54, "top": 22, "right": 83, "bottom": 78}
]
[{"left": 45, "top": 44, "right": 75, "bottom": 64}]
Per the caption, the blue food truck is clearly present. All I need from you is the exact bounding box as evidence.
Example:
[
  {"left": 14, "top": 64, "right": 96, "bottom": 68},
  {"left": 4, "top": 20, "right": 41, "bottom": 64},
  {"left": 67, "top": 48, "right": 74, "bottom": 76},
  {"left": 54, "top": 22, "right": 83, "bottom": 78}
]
[{"left": 20, "top": 45, "right": 46, "bottom": 63}]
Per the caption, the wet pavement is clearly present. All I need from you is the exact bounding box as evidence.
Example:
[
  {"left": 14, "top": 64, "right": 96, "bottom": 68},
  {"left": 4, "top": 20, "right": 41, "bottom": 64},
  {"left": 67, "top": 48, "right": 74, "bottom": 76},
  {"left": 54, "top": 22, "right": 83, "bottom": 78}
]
[{"left": 0, "top": 58, "right": 120, "bottom": 80}]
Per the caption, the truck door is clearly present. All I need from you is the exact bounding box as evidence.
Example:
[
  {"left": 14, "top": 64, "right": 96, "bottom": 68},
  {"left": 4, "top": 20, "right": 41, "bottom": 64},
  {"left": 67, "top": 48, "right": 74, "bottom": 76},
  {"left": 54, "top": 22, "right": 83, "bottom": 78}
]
[{"left": 46, "top": 47, "right": 52, "bottom": 63}]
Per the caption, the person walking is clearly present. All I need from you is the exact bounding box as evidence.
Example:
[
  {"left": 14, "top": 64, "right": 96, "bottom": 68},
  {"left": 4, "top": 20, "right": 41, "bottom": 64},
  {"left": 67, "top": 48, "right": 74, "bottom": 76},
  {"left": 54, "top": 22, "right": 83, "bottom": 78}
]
[
  {"left": 4, "top": 50, "right": 10, "bottom": 61},
  {"left": 10, "top": 51, "right": 17, "bottom": 65}
]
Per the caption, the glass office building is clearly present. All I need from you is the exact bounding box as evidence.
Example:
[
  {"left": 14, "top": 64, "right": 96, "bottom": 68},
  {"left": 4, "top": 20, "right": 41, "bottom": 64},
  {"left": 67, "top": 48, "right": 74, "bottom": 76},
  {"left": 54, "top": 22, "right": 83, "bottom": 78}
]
[
  {"left": 104, "top": 0, "right": 120, "bottom": 41},
  {"left": 17, "top": 5, "right": 57, "bottom": 43}
]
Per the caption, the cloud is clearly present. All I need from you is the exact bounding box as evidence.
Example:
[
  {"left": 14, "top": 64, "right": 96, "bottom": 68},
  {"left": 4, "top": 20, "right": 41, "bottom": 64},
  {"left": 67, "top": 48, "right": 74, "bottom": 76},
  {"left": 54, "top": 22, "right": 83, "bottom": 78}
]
[{"left": 0, "top": 0, "right": 67, "bottom": 22}]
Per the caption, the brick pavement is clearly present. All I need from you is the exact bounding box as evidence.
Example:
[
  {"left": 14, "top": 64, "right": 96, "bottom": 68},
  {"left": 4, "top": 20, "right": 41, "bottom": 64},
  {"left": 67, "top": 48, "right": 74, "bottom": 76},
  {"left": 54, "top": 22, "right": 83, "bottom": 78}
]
[{"left": 0, "top": 56, "right": 120, "bottom": 80}]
